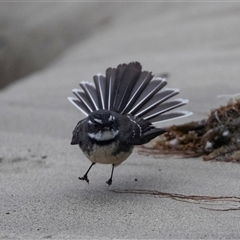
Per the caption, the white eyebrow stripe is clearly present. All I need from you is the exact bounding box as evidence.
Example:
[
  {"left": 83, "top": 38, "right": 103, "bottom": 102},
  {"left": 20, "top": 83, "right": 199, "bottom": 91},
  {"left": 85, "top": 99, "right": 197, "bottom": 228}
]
[
  {"left": 94, "top": 118, "right": 103, "bottom": 124},
  {"left": 88, "top": 120, "right": 94, "bottom": 125}
]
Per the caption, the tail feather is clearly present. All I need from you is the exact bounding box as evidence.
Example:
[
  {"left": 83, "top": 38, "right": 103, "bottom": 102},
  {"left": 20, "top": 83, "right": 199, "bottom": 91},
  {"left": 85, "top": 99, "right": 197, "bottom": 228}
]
[
  {"left": 68, "top": 62, "right": 192, "bottom": 124},
  {"left": 142, "top": 99, "right": 189, "bottom": 121},
  {"left": 72, "top": 89, "right": 95, "bottom": 113},
  {"left": 93, "top": 74, "right": 107, "bottom": 109},
  {"left": 121, "top": 71, "right": 153, "bottom": 114},
  {"left": 128, "top": 79, "right": 167, "bottom": 115},
  {"left": 68, "top": 97, "right": 89, "bottom": 116},
  {"left": 149, "top": 111, "right": 192, "bottom": 124},
  {"left": 112, "top": 63, "right": 127, "bottom": 111},
  {"left": 115, "top": 63, "right": 127, "bottom": 83},
  {"left": 113, "top": 62, "right": 142, "bottom": 113},
  {"left": 79, "top": 82, "right": 99, "bottom": 111},
  {"left": 134, "top": 88, "right": 179, "bottom": 117},
  {"left": 106, "top": 68, "right": 116, "bottom": 110}
]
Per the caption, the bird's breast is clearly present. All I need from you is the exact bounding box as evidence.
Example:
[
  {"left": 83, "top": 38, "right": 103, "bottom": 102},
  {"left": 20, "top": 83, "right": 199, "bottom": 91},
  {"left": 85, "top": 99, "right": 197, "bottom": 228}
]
[{"left": 83, "top": 142, "right": 133, "bottom": 165}]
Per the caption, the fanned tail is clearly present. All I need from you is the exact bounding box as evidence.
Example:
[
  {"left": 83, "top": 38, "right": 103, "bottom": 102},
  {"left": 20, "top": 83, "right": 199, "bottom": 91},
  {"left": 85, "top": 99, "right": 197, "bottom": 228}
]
[{"left": 68, "top": 62, "right": 192, "bottom": 123}]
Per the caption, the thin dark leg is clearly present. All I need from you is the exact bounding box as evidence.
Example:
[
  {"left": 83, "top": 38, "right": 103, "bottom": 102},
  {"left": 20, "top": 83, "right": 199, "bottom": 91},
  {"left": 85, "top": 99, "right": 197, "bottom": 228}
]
[
  {"left": 106, "top": 164, "right": 115, "bottom": 186},
  {"left": 79, "top": 162, "right": 96, "bottom": 184}
]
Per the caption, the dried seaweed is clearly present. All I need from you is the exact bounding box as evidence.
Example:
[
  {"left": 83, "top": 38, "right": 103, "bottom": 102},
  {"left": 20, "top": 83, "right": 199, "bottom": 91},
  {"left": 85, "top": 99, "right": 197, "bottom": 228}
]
[
  {"left": 111, "top": 189, "right": 240, "bottom": 211},
  {"left": 139, "top": 98, "right": 240, "bottom": 162}
]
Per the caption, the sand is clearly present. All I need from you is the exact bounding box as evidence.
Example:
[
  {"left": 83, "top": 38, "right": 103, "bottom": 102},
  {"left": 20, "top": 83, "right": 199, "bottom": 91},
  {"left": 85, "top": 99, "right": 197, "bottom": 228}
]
[{"left": 1, "top": 3, "right": 240, "bottom": 239}]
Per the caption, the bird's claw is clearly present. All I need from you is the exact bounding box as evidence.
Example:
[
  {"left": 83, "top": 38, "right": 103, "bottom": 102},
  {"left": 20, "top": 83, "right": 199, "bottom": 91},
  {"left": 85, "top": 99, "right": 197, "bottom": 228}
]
[
  {"left": 78, "top": 175, "right": 89, "bottom": 184},
  {"left": 106, "top": 178, "right": 112, "bottom": 186}
]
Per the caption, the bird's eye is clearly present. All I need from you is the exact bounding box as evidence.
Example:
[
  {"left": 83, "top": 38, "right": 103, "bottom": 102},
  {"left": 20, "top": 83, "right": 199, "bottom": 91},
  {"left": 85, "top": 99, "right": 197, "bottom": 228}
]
[{"left": 91, "top": 121, "right": 98, "bottom": 128}]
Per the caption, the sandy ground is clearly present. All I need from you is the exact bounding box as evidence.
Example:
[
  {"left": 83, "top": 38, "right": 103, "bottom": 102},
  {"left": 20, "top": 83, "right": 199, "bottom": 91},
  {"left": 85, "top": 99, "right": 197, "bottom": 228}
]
[{"left": 1, "top": 3, "right": 240, "bottom": 239}]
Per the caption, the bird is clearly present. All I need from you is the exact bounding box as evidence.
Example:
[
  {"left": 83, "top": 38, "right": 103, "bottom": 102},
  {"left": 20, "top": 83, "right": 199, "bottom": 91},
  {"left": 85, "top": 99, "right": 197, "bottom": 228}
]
[{"left": 68, "top": 62, "right": 192, "bottom": 186}]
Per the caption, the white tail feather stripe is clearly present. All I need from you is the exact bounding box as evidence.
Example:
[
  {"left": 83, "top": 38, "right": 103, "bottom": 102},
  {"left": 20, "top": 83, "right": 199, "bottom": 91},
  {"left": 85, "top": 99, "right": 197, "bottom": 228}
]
[
  {"left": 79, "top": 84, "right": 99, "bottom": 111},
  {"left": 128, "top": 80, "right": 167, "bottom": 114},
  {"left": 72, "top": 89, "right": 94, "bottom": 112},
  {"left": 143, "top": 99, "right": 189, "bottom": 120},
  {"left": 67, "top": 97, "right": 89, "bottom": 116},
  {"left": 151, "top": 111, "right": 193, "bottom": 124},
  {"left": 135, "top": 89, "right": 180, "bottom": 117},
  {"left": 121, "top": 72, "right": 152, "bottom": 114}
]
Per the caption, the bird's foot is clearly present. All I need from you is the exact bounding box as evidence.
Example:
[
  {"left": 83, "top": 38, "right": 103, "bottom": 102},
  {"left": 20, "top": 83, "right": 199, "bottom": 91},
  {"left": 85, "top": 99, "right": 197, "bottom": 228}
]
[
  {"left": 106, "top": 178, "right": 112, "bottom": 186},
  {"left": 78, "top": 174, "right": 89, "bottom": 184},
  {"left": 106, "top": 164, "right": 114, "bottom": 186}
]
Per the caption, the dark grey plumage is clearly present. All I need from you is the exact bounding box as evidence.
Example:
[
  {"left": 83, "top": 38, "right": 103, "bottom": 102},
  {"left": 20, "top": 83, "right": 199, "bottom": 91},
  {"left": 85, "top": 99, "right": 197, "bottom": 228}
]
[{"left": 68, "top": 62, "right": 192, "bottom": 185}]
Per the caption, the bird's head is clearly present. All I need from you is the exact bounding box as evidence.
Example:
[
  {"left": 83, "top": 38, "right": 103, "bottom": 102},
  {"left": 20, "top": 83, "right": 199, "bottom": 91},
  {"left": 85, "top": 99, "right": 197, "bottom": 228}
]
[{"left": 87, "top": 110, "right": 119, "bottom": 141}]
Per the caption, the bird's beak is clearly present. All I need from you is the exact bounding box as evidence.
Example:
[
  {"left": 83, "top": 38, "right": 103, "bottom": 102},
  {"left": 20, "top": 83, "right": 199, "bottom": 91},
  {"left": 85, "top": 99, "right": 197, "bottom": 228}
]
[{"left": 70, "top": 136, "right": 78, "bottom": 145}]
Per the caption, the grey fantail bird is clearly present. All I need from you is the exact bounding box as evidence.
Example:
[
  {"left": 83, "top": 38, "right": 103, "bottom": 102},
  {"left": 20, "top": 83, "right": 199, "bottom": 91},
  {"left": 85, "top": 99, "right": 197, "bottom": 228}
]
[{"left": 68, "top": 62, "right": 192, "bottom": 185}]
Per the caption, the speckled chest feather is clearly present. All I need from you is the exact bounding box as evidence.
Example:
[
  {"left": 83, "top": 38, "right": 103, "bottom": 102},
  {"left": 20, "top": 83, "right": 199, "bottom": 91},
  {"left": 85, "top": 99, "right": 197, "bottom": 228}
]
[{"left": 83, "top": 142, "right": 133, "bottom": 166}]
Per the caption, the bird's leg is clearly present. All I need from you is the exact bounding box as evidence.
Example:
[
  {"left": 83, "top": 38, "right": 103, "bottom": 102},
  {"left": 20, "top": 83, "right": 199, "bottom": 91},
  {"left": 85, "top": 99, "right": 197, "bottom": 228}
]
[
  {"left": 106, "top": 164, "right": 115, "bottom": 186},
  {"left": 79, "top": 162, "right": 96, "bottom": 184}
]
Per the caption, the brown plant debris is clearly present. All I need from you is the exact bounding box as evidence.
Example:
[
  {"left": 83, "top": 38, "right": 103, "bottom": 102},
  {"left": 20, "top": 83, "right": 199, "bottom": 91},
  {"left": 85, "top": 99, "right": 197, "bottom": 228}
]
[
  {"left": 139, "top": 98, "right": 240, "bottom": 162},
  {"left": 111, "top": 189, "right": 240, "bottom": 211}
]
